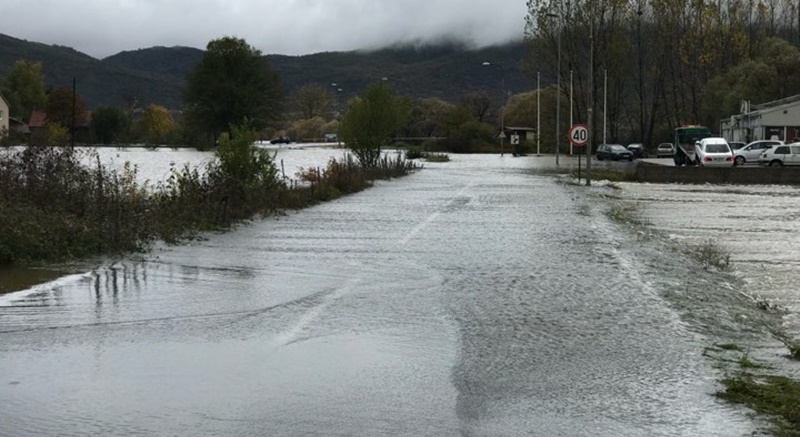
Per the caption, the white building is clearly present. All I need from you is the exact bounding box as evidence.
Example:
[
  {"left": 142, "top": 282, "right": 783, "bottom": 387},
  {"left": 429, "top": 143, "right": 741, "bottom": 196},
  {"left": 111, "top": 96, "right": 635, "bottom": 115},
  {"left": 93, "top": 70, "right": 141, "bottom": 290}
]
[
  {"left": 720, "top": 95, "right": 800, "bottom": 143},
  {"left": 0, "top": 92, "right": 9, "bottom": 138}
]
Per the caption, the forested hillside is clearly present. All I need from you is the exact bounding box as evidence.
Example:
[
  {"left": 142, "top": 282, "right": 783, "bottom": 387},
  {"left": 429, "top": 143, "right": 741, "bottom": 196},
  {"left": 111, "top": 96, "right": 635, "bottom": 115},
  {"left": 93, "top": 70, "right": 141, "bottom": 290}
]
[{"left": 0, "top": 34, "right": 535, "bottom": 110}]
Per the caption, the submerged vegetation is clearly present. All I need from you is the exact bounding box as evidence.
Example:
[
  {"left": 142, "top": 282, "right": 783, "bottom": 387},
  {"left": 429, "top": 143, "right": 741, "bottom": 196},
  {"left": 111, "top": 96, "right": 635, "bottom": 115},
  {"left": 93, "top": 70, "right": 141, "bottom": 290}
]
[
  {"left": 0, "top": 129, "right": 420, "bottom": 266},
  {"left": 687, "top": 239, "right": 731, "bottom": 271},
  {"left": 718, "top": 372, "right": 800, "bottom": 437}
]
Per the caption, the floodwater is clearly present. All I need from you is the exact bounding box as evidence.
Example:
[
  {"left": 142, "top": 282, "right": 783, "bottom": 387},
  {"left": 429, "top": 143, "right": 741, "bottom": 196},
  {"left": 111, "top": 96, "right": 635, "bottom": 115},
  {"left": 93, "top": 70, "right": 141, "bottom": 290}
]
[{"left": 2, "top": 151, "right": 794, "bottom": 436}]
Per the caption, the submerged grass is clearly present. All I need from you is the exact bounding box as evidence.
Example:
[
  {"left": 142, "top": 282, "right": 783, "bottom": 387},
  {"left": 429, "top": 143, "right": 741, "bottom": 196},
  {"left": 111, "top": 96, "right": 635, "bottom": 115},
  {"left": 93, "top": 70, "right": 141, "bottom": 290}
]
[
  {"left": 718, "top": 372, "right": 800, "bottom": 437},
  {"left": 686, "top": 239, "right": 731, "bottom": 271},
  {"left": 570, "top": 169, "right": 638, "bottom": 182}
]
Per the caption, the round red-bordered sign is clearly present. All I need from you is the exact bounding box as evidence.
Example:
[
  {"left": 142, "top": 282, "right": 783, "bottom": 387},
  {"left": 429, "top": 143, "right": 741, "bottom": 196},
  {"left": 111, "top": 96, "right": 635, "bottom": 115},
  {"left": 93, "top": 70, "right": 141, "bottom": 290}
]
[{"left": 569, "top": 124, "right": 589, "bottom": 146}]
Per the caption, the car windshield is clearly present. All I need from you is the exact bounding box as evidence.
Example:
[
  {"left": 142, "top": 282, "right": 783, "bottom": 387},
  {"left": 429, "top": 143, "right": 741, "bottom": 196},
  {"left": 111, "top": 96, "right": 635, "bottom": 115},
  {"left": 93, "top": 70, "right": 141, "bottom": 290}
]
[
  {"left": 610, "top": 145, "right": 627, "bottom": 152},
  {"left": 705, "top": 143, "right": 730, "bottom": 153}
]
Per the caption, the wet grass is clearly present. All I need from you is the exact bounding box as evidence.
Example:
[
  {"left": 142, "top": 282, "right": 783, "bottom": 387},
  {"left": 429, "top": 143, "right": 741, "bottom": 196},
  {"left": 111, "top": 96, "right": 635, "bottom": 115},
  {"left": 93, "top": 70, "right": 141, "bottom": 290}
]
[
  {"left": 605, "top": 203, "right": 648, "bottom": 226},
  {"left": 717, "top": 343, "right": 745, "bottom": 352},
  {"left": 717, "top": 372, "right": 800, "bottom": 437},
  {"left": 686, "top": 239, "right": 731, "bottom": 271},
  {"left": 424, "top": 153, "right": 450, "bottom": 162},
  {"left": 787, "top": 341, "right": 800, "bottom": 360},
  {"left": 570, "top": 169, "right": 638, "bottom": 182}
]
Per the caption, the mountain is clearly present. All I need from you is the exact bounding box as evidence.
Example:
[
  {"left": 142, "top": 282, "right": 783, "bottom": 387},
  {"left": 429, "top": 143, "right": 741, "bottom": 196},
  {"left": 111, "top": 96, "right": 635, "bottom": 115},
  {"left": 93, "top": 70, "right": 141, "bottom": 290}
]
[
  {"left": 0, "top": 34, "right": 186, "bottom": 109},
  {"left": 0, "top": 33, "right": 538, "bottom": 110}
]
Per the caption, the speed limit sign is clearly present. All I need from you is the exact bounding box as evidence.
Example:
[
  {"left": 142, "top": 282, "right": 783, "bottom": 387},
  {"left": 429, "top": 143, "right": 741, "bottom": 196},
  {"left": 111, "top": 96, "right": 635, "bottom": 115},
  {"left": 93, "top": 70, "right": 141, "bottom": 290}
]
[{"left": 569, "top": 124, "right": 589, "bottom": 146}]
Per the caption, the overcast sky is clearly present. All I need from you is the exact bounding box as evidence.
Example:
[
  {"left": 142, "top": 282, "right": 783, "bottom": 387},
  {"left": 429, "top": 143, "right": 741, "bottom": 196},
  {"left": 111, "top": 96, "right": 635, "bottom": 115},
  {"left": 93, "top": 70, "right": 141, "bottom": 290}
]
[{"left": 0, "top": 0, "right": 529, "bottom": 59}]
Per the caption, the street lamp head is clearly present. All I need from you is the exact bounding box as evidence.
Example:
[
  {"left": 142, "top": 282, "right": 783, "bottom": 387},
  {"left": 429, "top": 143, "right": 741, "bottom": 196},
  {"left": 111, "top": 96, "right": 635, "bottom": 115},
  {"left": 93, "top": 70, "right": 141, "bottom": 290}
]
[{"left": 482, "top": 62, "right": 491, "bottom": 66}]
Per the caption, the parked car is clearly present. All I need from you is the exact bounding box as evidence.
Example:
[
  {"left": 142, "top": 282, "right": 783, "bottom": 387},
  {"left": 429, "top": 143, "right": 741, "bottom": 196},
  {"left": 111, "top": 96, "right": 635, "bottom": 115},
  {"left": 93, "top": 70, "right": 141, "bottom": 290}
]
[
  {"left": 656, "top": 143, "right": 674, "bottom": 158},
  {"left": 694, "top": 137, "right": 733, "bottom": 167},
  {"left": 270, "top": 136, "right": 292, "bottom": 144},
  {"left": 596, "top": 144, "right": 633, "bottom": 161},
  {"left": 626, "top": 143, "right": 648, "bottom": 159},
  {"left": 760, "top": 143, "right": 800, "bottom": 166},
  {"left": 728, "top": 141, "right": 746, "bottom": 151},
  {"left": 733, "top": 140, "right": 783, "bottom": 165}
]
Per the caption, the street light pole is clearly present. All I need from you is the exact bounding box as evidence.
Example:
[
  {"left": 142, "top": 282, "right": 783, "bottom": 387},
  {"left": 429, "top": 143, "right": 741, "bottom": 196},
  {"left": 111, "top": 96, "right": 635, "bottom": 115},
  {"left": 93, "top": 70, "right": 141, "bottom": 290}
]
[
  {"left": 537, "top": 71, "right": 541, "bottom": 156},
  {"left": 482, "top": 61, "right": 510, "bottom": 156},
  {"left": 556, "top": 16, "right": 561, "bottom": 166}
]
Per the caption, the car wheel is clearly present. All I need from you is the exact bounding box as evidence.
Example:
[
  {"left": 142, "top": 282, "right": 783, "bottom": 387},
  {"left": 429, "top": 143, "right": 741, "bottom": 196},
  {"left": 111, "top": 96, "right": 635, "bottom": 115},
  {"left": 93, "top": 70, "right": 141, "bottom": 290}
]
[
  {"left": 770, "top": 160, "right": 784, "bottom": 167},
  {"left": 734, "top": 156, "right": 745, "bottom": 166}
]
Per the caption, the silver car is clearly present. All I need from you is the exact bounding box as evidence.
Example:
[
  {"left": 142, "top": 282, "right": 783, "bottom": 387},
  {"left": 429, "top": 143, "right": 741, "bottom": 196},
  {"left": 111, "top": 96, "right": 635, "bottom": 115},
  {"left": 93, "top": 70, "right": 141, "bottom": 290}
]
[
  {"left": 734, "top": 140, "right": 783, "bottom": 166},
  {"left": 656, "top": 143, "right": 674, "bottom": 158}
]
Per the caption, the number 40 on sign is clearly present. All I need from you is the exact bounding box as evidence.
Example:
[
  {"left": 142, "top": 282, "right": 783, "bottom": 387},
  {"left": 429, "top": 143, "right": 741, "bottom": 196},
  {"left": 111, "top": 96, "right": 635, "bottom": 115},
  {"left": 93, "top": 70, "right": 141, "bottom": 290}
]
[{"left": 569, "top": 124, "right": 588, "bottom": 147}]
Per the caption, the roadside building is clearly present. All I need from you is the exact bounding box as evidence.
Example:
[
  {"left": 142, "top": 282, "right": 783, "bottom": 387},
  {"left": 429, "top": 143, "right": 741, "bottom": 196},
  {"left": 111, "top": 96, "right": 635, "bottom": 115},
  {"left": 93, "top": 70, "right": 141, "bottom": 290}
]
[
  {"left": 0, "top": 92, "right": 9, "bottom": 138},
  {"left": 721, "top": 95, "right": 800, "bottom": 143}
]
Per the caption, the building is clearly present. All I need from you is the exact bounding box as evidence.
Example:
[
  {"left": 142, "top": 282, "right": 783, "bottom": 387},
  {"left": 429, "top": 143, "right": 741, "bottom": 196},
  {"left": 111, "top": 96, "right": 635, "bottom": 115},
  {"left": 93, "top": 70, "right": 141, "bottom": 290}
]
[
  {"left": 720, "top": 95, "right": 800, "bottom": 143},
  {"left": 0, "top": 92, "right": 9, "bottom": 138}
]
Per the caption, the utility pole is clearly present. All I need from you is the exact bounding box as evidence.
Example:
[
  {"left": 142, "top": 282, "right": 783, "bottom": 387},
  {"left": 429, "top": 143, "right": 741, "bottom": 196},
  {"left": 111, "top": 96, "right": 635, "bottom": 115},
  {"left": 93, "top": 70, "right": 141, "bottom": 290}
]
[
  {"left": 603, "top": 69, "right": 607, "bottom": 145},
  {"left": 71, "top": 77, "right": 76, "bottom": 149},
  {"left": 570, "top": 69, "right": 574, "bottom": 156},
  {"left": 547, "top": 12, "right": 562, "bottom": 165},
  {"left": 586, "top": 13, "right": 593, "bottom": 186},
  {"left": 537, "top": 71, "right": 541, "bottom": 156}
]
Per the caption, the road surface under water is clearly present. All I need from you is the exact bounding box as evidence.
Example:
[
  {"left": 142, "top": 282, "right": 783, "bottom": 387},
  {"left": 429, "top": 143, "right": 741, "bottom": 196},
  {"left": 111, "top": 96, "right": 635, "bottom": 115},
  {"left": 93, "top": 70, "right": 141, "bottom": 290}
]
[{"left": 0, "top": 154, "right": 766, "bottom": 436}]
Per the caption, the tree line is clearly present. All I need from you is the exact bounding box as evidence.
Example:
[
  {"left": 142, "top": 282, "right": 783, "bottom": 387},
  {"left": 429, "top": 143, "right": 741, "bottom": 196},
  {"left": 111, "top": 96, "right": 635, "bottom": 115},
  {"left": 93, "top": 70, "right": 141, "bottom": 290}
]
[{"left": 525, "top": 0, "right": 800, "bottom": 147}]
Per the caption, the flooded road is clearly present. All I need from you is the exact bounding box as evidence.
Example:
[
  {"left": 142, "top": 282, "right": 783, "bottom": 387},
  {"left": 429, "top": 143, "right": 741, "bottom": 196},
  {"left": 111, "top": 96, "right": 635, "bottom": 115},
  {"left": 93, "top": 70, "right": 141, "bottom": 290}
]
[{"left": 0, "top": 154, "right": 767, "bottom": 436}]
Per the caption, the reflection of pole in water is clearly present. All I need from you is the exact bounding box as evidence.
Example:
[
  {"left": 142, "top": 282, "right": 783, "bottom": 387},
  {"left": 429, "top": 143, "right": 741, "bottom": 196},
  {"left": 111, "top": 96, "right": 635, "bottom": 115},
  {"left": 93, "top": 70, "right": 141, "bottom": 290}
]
[{"left": 91, "top": 261, "right": 148, "bottom": 307}]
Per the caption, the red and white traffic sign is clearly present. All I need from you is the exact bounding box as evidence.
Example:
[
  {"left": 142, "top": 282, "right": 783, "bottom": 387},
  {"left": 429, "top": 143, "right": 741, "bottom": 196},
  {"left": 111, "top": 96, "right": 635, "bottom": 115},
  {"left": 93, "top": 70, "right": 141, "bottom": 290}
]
[{"left": 569, "top": 124, "right": 589, "bottom": 146}]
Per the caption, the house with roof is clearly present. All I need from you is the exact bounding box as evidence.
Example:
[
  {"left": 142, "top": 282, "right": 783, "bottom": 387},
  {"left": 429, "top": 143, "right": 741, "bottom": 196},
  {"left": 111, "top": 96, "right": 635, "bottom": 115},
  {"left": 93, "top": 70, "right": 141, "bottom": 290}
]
[
  {"left": 720, "top": 95, "right": 800, "bottom": 143},
  {"left": 0, "top": 92, "right": 9, "bottom": 138}
]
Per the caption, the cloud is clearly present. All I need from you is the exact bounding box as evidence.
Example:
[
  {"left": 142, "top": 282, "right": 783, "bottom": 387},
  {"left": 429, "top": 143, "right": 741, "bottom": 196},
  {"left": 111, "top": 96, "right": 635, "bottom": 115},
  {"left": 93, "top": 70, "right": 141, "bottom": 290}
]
[{"left": 0, "top": 0, "right": 528, "bottom": 58}]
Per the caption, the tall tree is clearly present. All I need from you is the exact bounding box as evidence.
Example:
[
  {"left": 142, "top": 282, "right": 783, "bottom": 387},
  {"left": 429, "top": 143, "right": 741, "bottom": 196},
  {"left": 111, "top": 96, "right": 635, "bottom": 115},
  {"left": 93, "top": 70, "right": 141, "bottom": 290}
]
[
  {"left": 461, "top": 91, "right": 492, "bottom": 123},
  {"left": 136, "top": 104, "right": 175, "bottom": 145},
  {"left": 339, "top": 81, "right": 411, "bottom": 167},
  {"left": 91, "top": 106, "right": 130, "bottom": 144},
  {"left": 184, "top": 36, "right": 284, "bottom": 141},
  {"left": 292, "top": 83, "right": 335, "bottom": 120},
  {"left": 45, "top": 87, "right": 89, "bottom": 128},
  {"left": 2, "top": 60, "right": 47, "bottom": 121}
]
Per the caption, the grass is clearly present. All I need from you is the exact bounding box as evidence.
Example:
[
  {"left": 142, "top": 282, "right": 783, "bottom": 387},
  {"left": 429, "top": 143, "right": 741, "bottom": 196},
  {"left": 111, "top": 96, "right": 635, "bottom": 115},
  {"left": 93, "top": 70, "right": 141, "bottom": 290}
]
[
  {"left": 605, "top": 203, "right": 644, "bottom": 225},
  {"left": 424, "top": 153, "right": 450, "bottom": 162},
  {"left": 717, "top": 373, "right": 800, "bottom": 437},
  {"left": 787, "top": 341, "right": 800, "bottom": 360},
  {"left": 716, "top": 343, "right": 745, "bottom": 352},
  {"left": 570, "top": 169, "right": 638, "bottom": 182},
  {"left": 687, "top": 239, "right": 731, "bottom": 271}
]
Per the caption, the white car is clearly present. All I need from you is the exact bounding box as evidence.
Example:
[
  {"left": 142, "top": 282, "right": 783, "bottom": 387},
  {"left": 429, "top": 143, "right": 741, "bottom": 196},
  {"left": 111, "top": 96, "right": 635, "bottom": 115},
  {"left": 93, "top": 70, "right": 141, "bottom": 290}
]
[
  {"left": 694, "top": 137, "right": 733, "bottom": 167},
  {"left": 734, "top": 140, "right": 783, "bottom": 166},
  {"left": 760, "top": 143, "right": 800, "bottom": 166}
]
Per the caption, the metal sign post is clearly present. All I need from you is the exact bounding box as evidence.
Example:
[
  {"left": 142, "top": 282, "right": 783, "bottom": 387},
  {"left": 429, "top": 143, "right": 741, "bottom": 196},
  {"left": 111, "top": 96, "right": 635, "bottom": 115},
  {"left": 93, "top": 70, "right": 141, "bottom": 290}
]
[{"left": 569, "top": 124, "right": 589, "bottom": 184}]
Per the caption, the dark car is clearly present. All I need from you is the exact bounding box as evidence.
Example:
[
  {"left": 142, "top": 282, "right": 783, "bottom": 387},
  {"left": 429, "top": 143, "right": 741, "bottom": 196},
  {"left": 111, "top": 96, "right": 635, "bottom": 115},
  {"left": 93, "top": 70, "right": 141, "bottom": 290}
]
[
  {"left": 270, "top": 136, "right": 292, "bottom": 144},
  {"left": 626, "top": 143, "right": 648, "bottom": 159},
  {"left": 596, "top": 144, "right": 633, "bottom": 161}
]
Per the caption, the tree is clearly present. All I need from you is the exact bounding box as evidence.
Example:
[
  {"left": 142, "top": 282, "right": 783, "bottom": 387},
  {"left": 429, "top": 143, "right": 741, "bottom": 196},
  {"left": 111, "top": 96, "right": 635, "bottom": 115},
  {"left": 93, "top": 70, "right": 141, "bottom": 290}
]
[
  {"left": 292, "top": 83, "right": 335, "bottom": 120},
  {"left": 339, "top": 81, "right": 411, "bottom": 167},
  {"left": 91, "top": 106, "right": 130, "bottom": 144},
  {"left": 405, "top": 98, "right": 455, "bottom": 138},
  {"left": 2, "top": 60, "right": 47, "bottom": 121},
  {"left": 461, "top": 91, "right": 492, "bottom": 123},
  {"left": 135, "top": 104, "right": 175, "bottom": 145},
  {"left": 45, "top": 87, "right": 89, "bottom": 129},
  {"left": 184, "top": 36, "right": 284, "bottom": 141}
]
